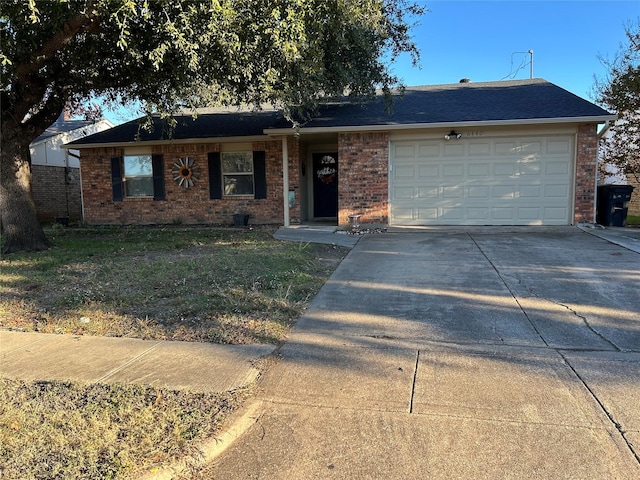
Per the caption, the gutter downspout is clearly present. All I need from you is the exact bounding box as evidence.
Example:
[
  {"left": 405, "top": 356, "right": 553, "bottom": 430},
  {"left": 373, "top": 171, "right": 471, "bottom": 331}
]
[
  {"left": 282, "top": 136, "right": 290, "bottom": 227},
  {"left": 597, "top": 119, "right": 614, "bottom": 140},
  {"left": 68, "top": 150, "right": 84, "bottom": 223}
]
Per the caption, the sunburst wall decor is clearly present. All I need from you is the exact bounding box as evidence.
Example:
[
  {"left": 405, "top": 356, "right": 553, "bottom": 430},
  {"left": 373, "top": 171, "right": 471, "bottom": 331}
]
[{"left": 172, "top": 157, "right": 200, "bottom": 188}]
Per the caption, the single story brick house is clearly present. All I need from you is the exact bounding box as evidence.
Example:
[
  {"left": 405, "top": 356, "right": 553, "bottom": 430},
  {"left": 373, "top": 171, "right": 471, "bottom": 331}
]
[{"left": 66, "top": 79, "right": 615, "bottom": 227}]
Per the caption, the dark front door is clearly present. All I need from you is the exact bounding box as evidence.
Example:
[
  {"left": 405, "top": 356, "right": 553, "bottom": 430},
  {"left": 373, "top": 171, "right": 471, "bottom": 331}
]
[{"left": 312, "top": 152, "right": 338, "bottom": 218}]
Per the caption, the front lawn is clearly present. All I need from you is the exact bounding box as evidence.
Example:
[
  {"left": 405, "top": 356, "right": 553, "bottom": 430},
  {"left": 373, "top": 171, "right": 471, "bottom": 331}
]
[
  {"left": 0, "top": 225, "right": 347, "bottom": 344},
  {"left": 0, "top": 225, "right": 348, "bottom": 479}
]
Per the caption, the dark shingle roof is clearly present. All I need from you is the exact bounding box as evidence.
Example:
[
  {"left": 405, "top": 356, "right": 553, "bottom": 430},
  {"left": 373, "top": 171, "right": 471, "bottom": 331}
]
[
  {"left": 67, "top": 79, "right": 612, "bottom": 146},
  {"left": 68, "top": 110, "right": 283, "bottom": 146},
  {"left": 270, "top": 79, "right": 612, "bottom": 130}
]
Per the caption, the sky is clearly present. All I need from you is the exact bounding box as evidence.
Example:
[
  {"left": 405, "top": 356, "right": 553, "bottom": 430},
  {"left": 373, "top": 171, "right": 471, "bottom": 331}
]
[
  {"left": 104, "top": 0, "right": 639, "bottom": 124},
  {"left": 392, "top": 0, "right": 639, "bottom": 100}
]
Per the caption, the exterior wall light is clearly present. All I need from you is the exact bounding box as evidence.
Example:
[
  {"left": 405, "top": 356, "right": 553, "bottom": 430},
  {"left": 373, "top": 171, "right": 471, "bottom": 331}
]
[{"left": 444, "top": 130, "right": 463, "bottom": 140}]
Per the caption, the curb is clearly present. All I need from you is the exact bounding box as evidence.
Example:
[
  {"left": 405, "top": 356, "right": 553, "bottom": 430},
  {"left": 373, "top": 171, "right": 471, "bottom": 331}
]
[{"left": 138, "top": 400, "right": 264, "bottom": 480}]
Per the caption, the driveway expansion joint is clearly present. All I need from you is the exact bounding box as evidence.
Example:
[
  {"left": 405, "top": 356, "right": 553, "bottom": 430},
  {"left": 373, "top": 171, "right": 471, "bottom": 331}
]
[
  {"left": 409, "top": 350, "right": 420, "bottom": 414},
  {"left": 558, "top": 350, "right": 640, "bottom": 465},
  {"left": 467, "top": 232, "right": 548, "bottom": 346}
]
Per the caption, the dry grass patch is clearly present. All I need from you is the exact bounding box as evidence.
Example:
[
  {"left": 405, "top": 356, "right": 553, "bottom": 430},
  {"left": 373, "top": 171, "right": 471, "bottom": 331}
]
[
  {"left": 1, "top": 225, "right": 348, "bottom": 344},
  {"left": 0, "top": 378, "right": 244, "bottom": 479}
]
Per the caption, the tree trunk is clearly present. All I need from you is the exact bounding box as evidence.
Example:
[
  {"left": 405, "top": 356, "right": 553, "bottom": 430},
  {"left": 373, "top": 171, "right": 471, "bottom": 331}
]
[{"left": 0, "top": 123, "right": 51, "bottom": 254}]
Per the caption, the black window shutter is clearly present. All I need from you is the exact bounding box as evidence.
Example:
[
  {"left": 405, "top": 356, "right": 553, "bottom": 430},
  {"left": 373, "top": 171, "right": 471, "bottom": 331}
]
[
  {"left": 208, "top": 152, "right": 222, "bottom": 199},
  {"left": 152, "top": 154, "right": 165, "bottom": 200},
  {"left": 110, "top": 156, "right": 123, "bottom": 201},
  {"left": 253, "top": 151, "right": 267, "bottom": 199}
]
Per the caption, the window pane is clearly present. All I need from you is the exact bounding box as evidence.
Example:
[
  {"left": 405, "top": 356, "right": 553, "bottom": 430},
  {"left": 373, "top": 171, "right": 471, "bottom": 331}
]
[
  {"left": 224, "top": 174, "right": 254, "bottom": 195},
  {"left": 221, "top": 152, "right": 253, "bottom": 173},
  {"left": 124, "top": 155, "right": 152, "bottom": 176},
  {"left": 123, "top": 155, "right": 153, "bottom": 197},
  {"left": 125, "top": 177, "right": 154, "bottom": 197}
]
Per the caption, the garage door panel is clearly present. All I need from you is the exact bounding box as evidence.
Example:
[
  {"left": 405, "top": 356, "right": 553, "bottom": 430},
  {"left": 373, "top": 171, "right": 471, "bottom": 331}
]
[
  {"left": 418, "top": 208, "right": 439, "bottom": 220},
  {"left": 444, "top": 144, "right": 465, "bottom": 156},
  {"left": 417, "top": 186, "right": 438, "bottom": 199},
  {"left": 468, "top": 207, "right": 490, "bottom": 220},
  {"left": 418, "top": 144, "right": 440, "bottom": 157},
  {"left": 494, "top": 163, "right": 516, "bottom": 176},
  {"left": 467, "top": 186, "right": 491, "bottom": 198},
  {"left": 389, "top": 135, "right": 573, "bottom": 226},
  {"left": 545, "top": 161, "right": 570, "bottom": 175},
  {"left": 520, "top": 141, "right": 542, "bottom": 153},
  {"left": 517, "top": 207, "right": 541, "bottom": 220},
  {"left": 469, "top": 164, "right": 490, "bottom": 176},
  {"left": 520, "top": 185, "right": 541, "bottom": 197},
  {"left": 440, "top": 207, "right": 464, "bottom": 220},
  {"left": 547, "top": 140, "right": 571, "bottom": 154},
  {"left": 443, "top": 164, "right": 464, "bottom": 176},
  {"left": 519, "top": 161, "right": 542, "bottom": 175},
  {"left": 495, "top": 142, "right": 517, "bottom": 154},
  {"left": 394, "top": 187, "right": 414, "bottom": 200},
  {"left": 493, "top": 185, "right": 515, "bottom": 199},
  {"left": 544, "top": 207, "right": 569, "bottom": 220},
  {"left": 545, "top": 184, "right": 569, "bottom": 197},
  {"left": 418, "top": 165, "right": 439, "bottom": 177},
  {"left": 394, "top": 145, "right": 415, "bottom": 158},
  {"left": 394, "top": 165, "right": 415, "bottom": 178},
  {"left": 469, "top": 142, "right": 491, "bottom": 155},
  {"left": 443, "top": 186, "right": 463, "bottom": 198}
]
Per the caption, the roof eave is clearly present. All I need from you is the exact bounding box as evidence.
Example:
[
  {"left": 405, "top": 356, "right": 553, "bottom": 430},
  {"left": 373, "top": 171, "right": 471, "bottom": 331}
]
[
  {"left": 264, "top": 115, "right": 618, "bottom": 136},
  {"left": 63, "top": 134, "right": 271, "bottom": 150}
]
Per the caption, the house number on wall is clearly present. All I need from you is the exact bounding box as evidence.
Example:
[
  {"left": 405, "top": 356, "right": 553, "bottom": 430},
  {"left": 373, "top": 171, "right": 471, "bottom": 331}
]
[{"left": 172, "top": 157, "right": 200, "bottom": 188}]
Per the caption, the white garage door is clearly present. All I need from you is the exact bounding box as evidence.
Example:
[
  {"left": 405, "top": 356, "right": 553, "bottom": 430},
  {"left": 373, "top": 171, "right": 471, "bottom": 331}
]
[{"left": 389, "top": 135, "right": 574, "bottom": 225}]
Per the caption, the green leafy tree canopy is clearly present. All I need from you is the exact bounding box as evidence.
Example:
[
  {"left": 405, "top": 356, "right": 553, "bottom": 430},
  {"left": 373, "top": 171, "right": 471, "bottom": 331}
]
[{"left": 595, "top": 20, "right": 640, "bottom": 183}]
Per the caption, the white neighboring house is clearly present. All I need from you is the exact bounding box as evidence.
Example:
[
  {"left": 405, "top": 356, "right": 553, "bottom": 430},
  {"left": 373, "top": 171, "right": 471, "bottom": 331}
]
[
  {"left": 598, "top": 116, "right": 640, "bottom": 217},
  {"left": 30, "top": 114, "right": 114, "bottom": 222},
  {"left": 598, "top": 119, "right": 628, "bottom": 185}
]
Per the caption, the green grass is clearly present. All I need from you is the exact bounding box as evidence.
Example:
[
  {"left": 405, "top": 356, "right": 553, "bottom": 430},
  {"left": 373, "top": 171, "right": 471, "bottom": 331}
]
[
  {"left": 1, "top": 225, "right": 347, "bottom": 344},
  {"left": 0, "top": 225, "right": 348, "bottom": 479},
  {"left": 626, "top": 214, "right": 640, "bottom": 226}
]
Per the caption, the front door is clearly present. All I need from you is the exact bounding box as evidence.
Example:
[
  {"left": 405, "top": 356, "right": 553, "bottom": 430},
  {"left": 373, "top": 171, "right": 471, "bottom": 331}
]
[{"left": 312, "top": 152, "right": 338, "bottom": 219}]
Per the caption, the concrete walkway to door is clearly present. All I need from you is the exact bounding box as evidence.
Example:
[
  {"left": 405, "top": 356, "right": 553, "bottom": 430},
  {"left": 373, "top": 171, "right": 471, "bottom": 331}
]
[{"left": 205, "top": 226, "right": 640, "bottom": 479}]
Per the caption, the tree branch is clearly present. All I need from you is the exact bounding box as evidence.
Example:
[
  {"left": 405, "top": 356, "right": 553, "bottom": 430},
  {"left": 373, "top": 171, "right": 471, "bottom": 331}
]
[{"left": 15, "top": 5, "right": 101, "bottom": 83}]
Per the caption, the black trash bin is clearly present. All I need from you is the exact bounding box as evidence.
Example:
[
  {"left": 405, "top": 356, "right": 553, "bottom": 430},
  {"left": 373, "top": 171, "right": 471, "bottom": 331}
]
[{"left": 596, "top": 185, "right": 635, "bottom": 227}]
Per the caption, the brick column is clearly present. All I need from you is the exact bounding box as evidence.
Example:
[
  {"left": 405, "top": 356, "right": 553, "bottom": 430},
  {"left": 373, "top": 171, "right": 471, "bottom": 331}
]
[
  {"left": 574, "top": 124, "right": 598, "bottom": 224},
  {"left": 338, "top": 132, "right": 389, "bottom": 225}
]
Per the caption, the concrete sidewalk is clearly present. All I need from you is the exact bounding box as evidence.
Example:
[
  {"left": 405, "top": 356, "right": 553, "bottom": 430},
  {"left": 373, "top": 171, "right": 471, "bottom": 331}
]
[
  {"left": 0, "top": 330, "right": 275, "bottom": 393},
  {"left": 578, "top": 223, "right": 640, "bottom": 253}
]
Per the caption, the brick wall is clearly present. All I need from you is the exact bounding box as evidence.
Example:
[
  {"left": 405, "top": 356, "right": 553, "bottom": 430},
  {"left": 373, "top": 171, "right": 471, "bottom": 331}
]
[
  {"left": 31, "top": 164, "right": 82, "bottom": 222},
  {"left": 574, "top": 124, "right": 599, "bottom": 224},
  {"left": 79, "top": 139, "right": 296, "bottom": 225},
  {"left": 337, "top": 132, "right": 389, "bottom": 225},
  {"left": 627, "top": 176, "right": 640, "bottom": 217}
]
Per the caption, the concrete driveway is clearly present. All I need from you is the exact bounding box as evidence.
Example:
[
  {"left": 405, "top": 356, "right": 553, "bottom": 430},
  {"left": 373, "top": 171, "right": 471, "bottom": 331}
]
[{"left": 208, "top": 227, "right": 640, "bottom": 479}]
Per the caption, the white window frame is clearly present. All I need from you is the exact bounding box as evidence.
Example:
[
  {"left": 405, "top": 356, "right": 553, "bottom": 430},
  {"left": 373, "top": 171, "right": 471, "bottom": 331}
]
[
  {"left": 221, "top": 151, "right": 254, "bottom": 196},
  {"left": 123, "top": 154, "right": 154, "bottom": 198}
]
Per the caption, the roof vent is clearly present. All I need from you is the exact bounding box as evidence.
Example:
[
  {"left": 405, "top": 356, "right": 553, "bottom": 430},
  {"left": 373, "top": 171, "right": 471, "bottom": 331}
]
[{"left": 459, "top": 78, "right": 471, "bottom": 83}]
